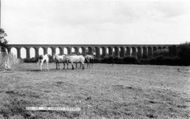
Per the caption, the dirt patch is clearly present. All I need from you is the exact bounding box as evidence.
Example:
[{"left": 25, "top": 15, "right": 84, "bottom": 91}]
[
  {"left": 112, "top": 84, "right": 143, "bottom": 92},
  {"left": 5, "top": 90, "right": 41, "bottom": 99},
  {"left": 0, "top": 97, "right": 34, "bottom": 119}
]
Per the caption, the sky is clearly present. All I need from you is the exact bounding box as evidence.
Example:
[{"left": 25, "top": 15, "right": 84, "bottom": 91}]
[{"left": 1, "top": 0, "right": 190, "bottom": 44}]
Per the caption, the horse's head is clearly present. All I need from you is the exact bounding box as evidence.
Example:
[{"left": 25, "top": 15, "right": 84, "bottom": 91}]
[
  {"left": 92, "top": 52, "right": 96, "bottom": 57},
  {"left": 52, "top": 54, "right": 58, "bottom": 61},
  {"left": 46, "top": 54, "right": 53, "bottom": 62}
]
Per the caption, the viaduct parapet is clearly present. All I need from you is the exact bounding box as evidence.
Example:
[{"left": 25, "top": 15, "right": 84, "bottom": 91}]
[{"left": 7, "top": 44, "right": 176, "bottom": 59}]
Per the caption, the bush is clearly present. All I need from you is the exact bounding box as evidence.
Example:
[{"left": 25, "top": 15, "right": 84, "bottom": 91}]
[
  {"left": 177, "top": 42, "right": 190, "bottom": 65},
  {"left": 101, "top": 56, "right": 114, "bottom": 64},
  {"left": 123, "top": 56, "right": 138, "bottom": 64},
  {"left": 141, "top": 43, "right": 190, "bottom": 66},
  {"left": 93, "top": 58, "right": 102, "bottom": 63},
  {"left": 100, "top": 56, "right": 138, "bottom": 64},
  {"left": 148, "top": 56, "right": 181, "bottom": 65},
  {"left": 113, "top": 57, "right": 123, "bottom": 64},
  {"left": 153, "top": 49, "right": 169, "bottom": 57},
  {"left": 168, "top": 45, "right": 177, "bottom": 56},
  {"left": 23, "top": 57, "right": 38, "bottom": 63}
]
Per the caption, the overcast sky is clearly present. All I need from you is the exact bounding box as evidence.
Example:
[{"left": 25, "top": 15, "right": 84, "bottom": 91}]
[{"left": 2, "top": 0, "right": 190, "bottom": 44}]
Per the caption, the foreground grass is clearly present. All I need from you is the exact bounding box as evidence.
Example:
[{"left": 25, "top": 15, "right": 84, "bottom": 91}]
[{"left": 0, "top": 63, "right": 190, "bottom": 119}]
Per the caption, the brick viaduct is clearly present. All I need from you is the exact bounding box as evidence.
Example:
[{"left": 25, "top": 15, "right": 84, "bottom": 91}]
[{"left": 7, "top": 44, "right": 176, "bottom": 59}]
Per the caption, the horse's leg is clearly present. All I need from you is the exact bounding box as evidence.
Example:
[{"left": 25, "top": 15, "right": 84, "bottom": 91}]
[
  {"left": 79, "top": 62, "right": 81, "bottom": 68},
  {"left": 55, "top": 62, "right": 56, "bottom": 69},
  {"left": 87, "top": 59, "right": 90, "bottom": 68},
  {"left": 85, "top": 59, "right": 88, "bottom": 68},
  {"left": 82, "top": 62, "right": 85, "bottom": 69},
  {"left": 71, "top": 62, "right": 74, "bottom": 70},
  {"left": 92, "top": 59, "right": 94, "bottom": 67},
  {"left": 66, "top": 63, "right": 68, "bottom": 69},
  {"left": 66, "top": 62, "right": 68, "bottom": 69},
  {"left": 63, "top": 63, "right": 65, "bottom": 69},
  {"left": 59, "top": 62, "right": 61, "bottom": 69},
  {"left": 80, "top": 62, "right": 82, "bottom": 69},
  {"left": 89, "top": 59, "right": 91, "bottom": 68},
  {"left": 40, "top": 62, "right": 43, "bottom": 71},
  {"left": 59, "top": 62, "right": 61, "bottom": 70},
  {"left": 57, "top": 62, "right": 59, "bottom": 69},
  {"left": 58, "top": 62, "right": 61, "bottom": 70},
  {"left": 75, "top": 63, "right": 77, "bottom": 69},
  {"left": 55, "top": 62, "right": 57, "bottom": 69},
  {"left": 56, "top": 62, "right": 58, "bottom": 70},
  {"left": 45, "top": 59, "right": 49, "bottom": 71},
  {"left": 47, "top": 62, "right": 49, "bottom": 71}
]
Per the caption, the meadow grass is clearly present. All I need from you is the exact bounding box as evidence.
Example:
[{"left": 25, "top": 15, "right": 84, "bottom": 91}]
[{"left": 0, "top": 63, "right": 189, "bottom": 119}]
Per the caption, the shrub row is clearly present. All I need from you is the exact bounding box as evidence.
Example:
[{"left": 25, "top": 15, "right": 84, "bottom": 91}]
[
  {"left": 98, "top": 56, "right": 139, "bottom": 64},
  {"left": 23, "top": 55, "right": 188, "bottom": 66},
  {"left": 140, "top": 56, "right": 181, "bottom": 65},
  {"left": 177, "top": 42, "right": 190, "bottom": 65},
  {"left": 23, "top": 42, "right": 190, "bottom": 66}
]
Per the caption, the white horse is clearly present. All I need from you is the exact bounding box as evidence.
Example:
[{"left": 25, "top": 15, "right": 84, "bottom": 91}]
[
  {"left": 53, "top": 54, "right": 68, "bottom": 69},
  {"left": 66, "top": 55, "right": 85, "bottom": 70},
  {"left": 85, "top": 54, "right": 95, "bottom": 68},
  {"left": 37, "top": 54, "right": 51, "bottom": 71}
]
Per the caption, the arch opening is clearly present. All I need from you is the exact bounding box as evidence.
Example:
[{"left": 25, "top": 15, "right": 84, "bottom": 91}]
[
  {"left": 46, "top": 47, "right": 52, "bottom": 55},
  {"left": 120, "top": 47, "right": 125, "bottom": 57},
  {"left": 55, "top": 47, "right": 60, "bottom": 55},
  {"left": 21, "top": 47, "right": 26, "bottom": 59},
  {"left": 39, "top": 47, "right": 44, "bottom": 56},
  {"left": 30, "top": 47, "right": 35, "bottom": 58},
  {"left": 10, "top": 47, "right": 17, "bottom": 58},
  {"left": 63, "top": 48, "right": 68, "bottom": 55}
]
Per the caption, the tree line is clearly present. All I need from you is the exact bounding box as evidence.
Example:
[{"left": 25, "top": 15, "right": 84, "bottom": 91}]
[{"left": 94, "top": 42, "right": 190, "bottom": 66}]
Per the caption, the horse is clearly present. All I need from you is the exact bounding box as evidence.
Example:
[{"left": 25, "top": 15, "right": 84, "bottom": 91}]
[
  {"left": 85, "top": 54, "right": 95, "bottom": 68},
  {"left": 37, "top": 54, "right": 51, "bottom": 71},
  {"left": 66, "top": 55, "right": 85, "bottom": 70},
  {"left": 52, "top": 54, "right": 68, "bottom": 69}
]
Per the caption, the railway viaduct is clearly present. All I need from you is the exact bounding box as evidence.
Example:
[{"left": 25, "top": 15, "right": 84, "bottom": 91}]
[{"left": 7, "top": 44, "right": 176, "bottom": 59}]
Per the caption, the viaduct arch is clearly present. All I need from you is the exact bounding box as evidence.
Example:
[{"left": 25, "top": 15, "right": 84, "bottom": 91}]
[{"left": 7, "top": 44, "right": 175, "bottom": 59}]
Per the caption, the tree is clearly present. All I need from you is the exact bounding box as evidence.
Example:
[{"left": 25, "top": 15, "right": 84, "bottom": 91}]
[
  {"left": 0, "top": 28, "right": 8, "bottom": 52},
  {"left": 177, "top": 42, "right": 190, "bottom": 65}
]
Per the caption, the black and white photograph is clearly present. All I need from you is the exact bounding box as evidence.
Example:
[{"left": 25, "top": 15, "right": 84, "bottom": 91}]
[{"left": 0, "top": 0, "right": 190, "bottom": 118}]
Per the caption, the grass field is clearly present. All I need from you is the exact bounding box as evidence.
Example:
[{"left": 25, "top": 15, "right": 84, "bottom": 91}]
[{"left": 0, "top": 63, "right": 190, "bottom": 119}]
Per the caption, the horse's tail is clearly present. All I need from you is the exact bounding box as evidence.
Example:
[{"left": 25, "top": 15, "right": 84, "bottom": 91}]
[{"left": 81, "top": 56, "right": 85, "bottom": 69}]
